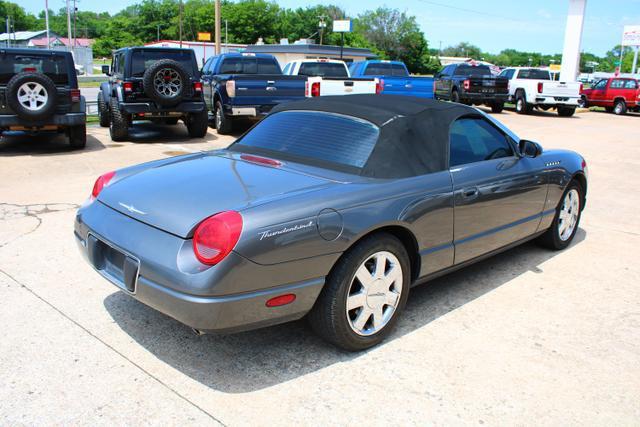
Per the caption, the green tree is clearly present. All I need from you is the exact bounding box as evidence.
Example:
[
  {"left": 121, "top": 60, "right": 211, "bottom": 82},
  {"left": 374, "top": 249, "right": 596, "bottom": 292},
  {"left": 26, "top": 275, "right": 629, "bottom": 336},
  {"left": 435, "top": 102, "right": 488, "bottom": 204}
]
[{"left": 0, "top": 1, "right": 38, "bottom": 31}]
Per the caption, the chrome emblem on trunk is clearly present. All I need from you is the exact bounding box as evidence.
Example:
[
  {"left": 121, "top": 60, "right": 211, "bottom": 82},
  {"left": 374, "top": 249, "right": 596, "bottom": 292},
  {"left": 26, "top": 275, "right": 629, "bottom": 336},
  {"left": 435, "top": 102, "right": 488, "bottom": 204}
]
[{"left": 118, "top": 202, "right": 147, "bottom": 215}]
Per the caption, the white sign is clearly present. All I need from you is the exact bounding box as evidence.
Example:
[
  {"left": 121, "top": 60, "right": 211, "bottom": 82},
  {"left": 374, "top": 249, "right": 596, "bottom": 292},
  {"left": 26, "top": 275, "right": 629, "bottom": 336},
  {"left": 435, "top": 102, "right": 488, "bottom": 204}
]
[
  {"left": 333, "top": 20, "right": 352, "bottom": 33},
  {"left": 622, "top": 25, "right": 640, "bottom": 46}
]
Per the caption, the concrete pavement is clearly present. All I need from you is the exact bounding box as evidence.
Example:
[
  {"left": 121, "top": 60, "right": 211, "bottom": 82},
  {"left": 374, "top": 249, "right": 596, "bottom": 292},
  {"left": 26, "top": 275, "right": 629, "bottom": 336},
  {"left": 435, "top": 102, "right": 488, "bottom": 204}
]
[{"left": 0, "top": 111, "right": 639, "bottom": 425}]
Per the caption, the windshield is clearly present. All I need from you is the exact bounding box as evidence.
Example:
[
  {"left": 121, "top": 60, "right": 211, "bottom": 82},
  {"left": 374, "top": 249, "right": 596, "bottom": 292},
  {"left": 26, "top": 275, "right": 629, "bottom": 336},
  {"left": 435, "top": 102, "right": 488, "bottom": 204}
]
[
  {"left": 363, "top": 62, "right": 408, "bottom": 76},
  {"left": 298, "top": 62, "right": 348, "bottom": 78},
  {"left": 454, "top": 65, "right": 491, "bottom": 77},
  {"left": 219, "top": 57, "right": 281, "bottom": 74},
  {"left": 517, "top": 69, "right": 551, "bottom": 80},
  {"left": 230, "top": 111, "right": 380, "bottom": 171},
  {"left": 0, "top": 54, "right": 69, "bottom": 84},
  {"left": 131, "top": 50, "right": 197, "bottom": 77}
]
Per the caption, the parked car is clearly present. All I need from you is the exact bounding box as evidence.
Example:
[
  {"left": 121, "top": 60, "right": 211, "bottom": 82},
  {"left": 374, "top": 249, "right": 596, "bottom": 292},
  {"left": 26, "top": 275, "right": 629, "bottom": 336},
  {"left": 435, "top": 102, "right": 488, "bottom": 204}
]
[
  {"left": 580, "top": 77, "right": 640, "bottom": 115},
  {"left": 498, "top": 67, "right": 581, "bottom": 117},
  {"left": 434, "top": 63, "right": 509, "bottom": 113},
  {"left": 98, "top": 47, "right": 208, "bottom": 141},
  {"left": 0, "top": 48, "right": 86, "bottom": 148},
  {"left": 282, "top": 59, "right": 381, "bottom": 97},
  {"left": 75, "top": 94, "right": 588, "bottom": 351},
  {"left": 200, "top": 52, "right": 306, "bottom": 134},
  {"left": 349, "top": 60, "right": 433, "bottom": 98}
]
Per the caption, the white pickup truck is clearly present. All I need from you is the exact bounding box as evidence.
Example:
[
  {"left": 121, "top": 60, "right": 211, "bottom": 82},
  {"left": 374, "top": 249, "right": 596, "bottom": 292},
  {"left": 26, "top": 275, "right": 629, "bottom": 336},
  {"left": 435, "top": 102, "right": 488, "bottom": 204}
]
[
  {"left": 282, "top": 59, "right": 381, "bottom": 97},
  {"left": 498, "top": 67, "right": 581, "bottom": 117}
]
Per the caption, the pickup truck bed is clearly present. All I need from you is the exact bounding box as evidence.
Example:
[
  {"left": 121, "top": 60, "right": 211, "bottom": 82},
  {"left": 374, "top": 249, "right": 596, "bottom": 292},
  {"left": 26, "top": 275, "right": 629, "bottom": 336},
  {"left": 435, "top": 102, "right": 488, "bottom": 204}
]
[
  {"left": 349, "top": 60, "right": 434, "bottom": 99},
  {"left": 434, "top": 63, "right": 508, "bottom": 113},
  {"left": 283, "top": 59, "right": 379, "bottom": 97}
]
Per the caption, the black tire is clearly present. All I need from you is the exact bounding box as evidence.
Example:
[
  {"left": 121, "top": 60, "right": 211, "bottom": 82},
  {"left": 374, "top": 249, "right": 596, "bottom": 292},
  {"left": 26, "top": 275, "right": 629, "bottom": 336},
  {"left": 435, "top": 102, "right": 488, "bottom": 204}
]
[
  {"left": 451, "top": 89, "right": 460, "bottom": 104},
  {"left": 308, "top": 233, "right": 411, "bottom": 351},
  {"left": 214, "top": 101, "right": 233, "bottom": 135},
  {"left": 577, "top": 95, "right": 587, "bottom": 108},
  {"left": 109, "top": 97, "right": 129, "bottom": 141},
  {"left": 6, "top": 72, "right": 58, "bottom": 121},
  {"left": 186, "top": 110, "right": 208, "bottom": 138},
  {"left": 68, "top": 124, "right": 86, "bottom": 149},
  {"left": 97, "top": 92, "right": 110, "bottom": 127},
  {"left": 613, "top": 99, "right": 627, "bottom": 115},
  {"left": 142, "top": 59, "right": 189, "bottom": 107},
  {"left": 557, "top": 106, "right": 576, "bottom": 117},
  {"left": 537, "top": 180, "right": 583, "bottom": 251},
  {"left": 490, "top": 101, "right": 504, "bottom": 113},
  {"left": 515, "top": 91, "right": 532, "bottom": 114}
]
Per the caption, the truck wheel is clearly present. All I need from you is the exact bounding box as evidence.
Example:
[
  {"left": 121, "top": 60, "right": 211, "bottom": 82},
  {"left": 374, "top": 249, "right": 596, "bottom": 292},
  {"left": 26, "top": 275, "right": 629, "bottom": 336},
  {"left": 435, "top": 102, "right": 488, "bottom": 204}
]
[
  {"left": 68, "top": 124, "right": 87, "bottom": 149},
  {"left": 451, "top": 89, "right": 460, "bottom": 104},
  {"left": 490, "top": 102, "right": 504, "bottom": 113},
  {"left": 515, "top": 92, "right": 531, "bottom": 114},
  {"left": 109, "top": 97, "right": 129, "bottom": 141},
  {"left": 308, "top": 233, "right": 410, "bottom": 351},
  {"left": 97, "top": 92, "right": 110, "bottom": 127},
  {"left": 186, "top": 110, "right": 208, "bottom": 138},
  {"left": 557, "top": 106, "right": 576, "bottom": 117},
  {"left": 142, "top": 59, "right": 189, "bottom": 107},
  {"left": 6, "top": 72, "right": 58, "bottom": 121},
  {"left": 577, "top": 95, "right": 587, "bottom": 108},
  {"left": 214, "top": 101, "right": 233, "bottom": 135},
  {"left": 613, "top": 100, "right": 627, "bottom": 115}
]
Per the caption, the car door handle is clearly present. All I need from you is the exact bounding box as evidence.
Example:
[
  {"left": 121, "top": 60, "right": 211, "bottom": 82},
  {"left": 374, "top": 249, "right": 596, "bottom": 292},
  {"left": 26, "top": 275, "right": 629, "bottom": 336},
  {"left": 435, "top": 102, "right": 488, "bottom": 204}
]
[{"left": 462, "top": 187, "right": 479, "bottom": 199}]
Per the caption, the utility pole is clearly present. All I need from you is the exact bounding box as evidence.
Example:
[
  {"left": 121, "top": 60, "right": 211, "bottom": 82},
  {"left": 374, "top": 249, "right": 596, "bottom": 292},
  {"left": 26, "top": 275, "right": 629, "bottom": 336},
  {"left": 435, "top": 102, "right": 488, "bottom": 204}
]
[
  {"left": 318, "top": 15, "right": 327, "bottom": 45},
  {"left": 45, "top": 0, "right": 51, "bottom": 48},
  {"left": 66, "top": 0, "right": 72, "bottom": 51},
  {"left": 73, "top": 0, "right": 78, "bottom": 47},
  {"left": 5, "top": 17, "right": 10, "bottom": 48},
  {"left": 179, "top": 0, "right": 183, "bottom": 48},
  {"left": 214, "top": 0, "right": 221, "bottom": 55},
  {"left": 157, "top": 24, "right": 160, "bottom": 42},
  {"left": 225, "top": 19, "right": 228, "bottom": 50}
]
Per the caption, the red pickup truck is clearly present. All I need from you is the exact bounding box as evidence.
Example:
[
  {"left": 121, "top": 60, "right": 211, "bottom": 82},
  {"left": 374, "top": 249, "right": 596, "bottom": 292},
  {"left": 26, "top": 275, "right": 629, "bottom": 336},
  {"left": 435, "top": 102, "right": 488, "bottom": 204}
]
[{"left": 580, "top": 77, "right": 640, "bottom": 115}]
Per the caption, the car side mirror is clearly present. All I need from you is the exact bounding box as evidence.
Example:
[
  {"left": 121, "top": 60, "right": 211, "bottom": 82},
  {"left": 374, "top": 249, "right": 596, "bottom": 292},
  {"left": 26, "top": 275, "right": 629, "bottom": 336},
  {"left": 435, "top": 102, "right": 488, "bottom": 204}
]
[
  {"left": 519, "top": 139, "right": 543, "bottom": 158},
  {"left": 101, "top": 65, "right": 110, "bottom": 75}
]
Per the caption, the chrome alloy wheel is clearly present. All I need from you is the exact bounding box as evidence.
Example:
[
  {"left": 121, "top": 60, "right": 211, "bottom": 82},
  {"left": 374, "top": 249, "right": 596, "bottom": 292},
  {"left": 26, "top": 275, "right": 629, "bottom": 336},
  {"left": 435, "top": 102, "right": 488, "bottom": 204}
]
[
  {"left": 516, "top": 98, "right": 524, "bottom": 112},
  {"left": 215, "top": 107, "right": 223, "bottom": 129},
  {"left": 558, "top": 189, "right": 580, "bottom": 241},
  {"left": 17, "top": 82, "right": 48, "bottom": 111},
  {"left": 153, "top": 68, "right": 182, "bottom": 97},
  {"left": 346, "top": 251, "right": 403, "bottom": 336}
]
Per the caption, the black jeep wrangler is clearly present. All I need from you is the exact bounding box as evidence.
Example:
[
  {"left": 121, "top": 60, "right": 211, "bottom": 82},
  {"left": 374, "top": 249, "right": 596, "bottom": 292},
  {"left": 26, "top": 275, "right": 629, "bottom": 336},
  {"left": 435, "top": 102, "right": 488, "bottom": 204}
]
[
  {"left": 0, "top": 48, "right": 86, "bottom": 148},
  {"left": 99, "top": 47, "right": 208, "bottom": 141}
]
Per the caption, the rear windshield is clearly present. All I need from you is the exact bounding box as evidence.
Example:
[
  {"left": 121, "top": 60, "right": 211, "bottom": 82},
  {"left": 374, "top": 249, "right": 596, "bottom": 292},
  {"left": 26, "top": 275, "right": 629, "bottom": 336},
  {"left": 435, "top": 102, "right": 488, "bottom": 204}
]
[
  {"left": 131, "top": 50, "right": 197, "bottom": 77},
  {"left": 363, "top": 63, "right": 409, "bottom": 77},
  {"left": 219, "top": 57, "right": 281, "bottom": 74},
  {"left": 0, "top": 54, "right": 69, "bottom": 84},
  {"left": 454, "top": 64, "right": 491, "bottom": 76},
  {"left": 298, "top": 62, "right": 348, "bottom": 78},
  {"left": 517, "top": 69, "right": 550, "bottom": 80},
  {"left": 231, "top": 111, "right": 380, "bottom": 171}
]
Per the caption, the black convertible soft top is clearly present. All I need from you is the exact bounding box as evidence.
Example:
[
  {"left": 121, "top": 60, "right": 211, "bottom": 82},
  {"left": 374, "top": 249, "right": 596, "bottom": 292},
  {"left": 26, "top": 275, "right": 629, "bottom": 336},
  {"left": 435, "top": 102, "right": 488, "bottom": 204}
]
[{"left": 270, "top": 95, "right": 479, "bottom": 178}]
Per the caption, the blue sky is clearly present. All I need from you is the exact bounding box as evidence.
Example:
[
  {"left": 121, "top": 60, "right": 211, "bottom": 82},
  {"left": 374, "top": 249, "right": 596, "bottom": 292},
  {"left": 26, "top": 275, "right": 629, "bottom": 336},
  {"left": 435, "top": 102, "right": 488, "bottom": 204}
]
[{"left": 24, "top": 0, "right": 640, "bottom": 56}]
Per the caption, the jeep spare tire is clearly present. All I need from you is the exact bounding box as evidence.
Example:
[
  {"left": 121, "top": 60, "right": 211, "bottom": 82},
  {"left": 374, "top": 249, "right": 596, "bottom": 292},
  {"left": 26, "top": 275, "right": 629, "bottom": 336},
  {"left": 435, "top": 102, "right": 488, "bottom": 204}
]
[
  {"left": 142, "top": 59, "right": 189, "bottom": 106},
  {"left": 6, "top": 72, "right": 58, "bottom": 121}
]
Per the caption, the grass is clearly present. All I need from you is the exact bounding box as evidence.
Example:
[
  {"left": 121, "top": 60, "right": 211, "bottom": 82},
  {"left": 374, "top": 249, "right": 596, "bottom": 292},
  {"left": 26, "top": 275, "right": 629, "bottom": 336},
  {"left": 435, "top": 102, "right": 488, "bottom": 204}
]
[{"left": 79, "top": 81, "right": 102, "bottom": 88}]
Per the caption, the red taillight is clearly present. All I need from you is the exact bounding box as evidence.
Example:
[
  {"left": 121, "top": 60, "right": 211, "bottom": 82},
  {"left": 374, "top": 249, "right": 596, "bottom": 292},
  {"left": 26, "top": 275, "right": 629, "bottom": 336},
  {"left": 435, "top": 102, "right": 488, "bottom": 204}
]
[
  {"left": 91, "top": 171, "right": 116, "bottom": 199},
  {"left": 123, "top": 81, "right": 133, "bottom": 93},
  {"left": 193, "top": 81, "right": 203, "bottom": 93},
  {"left": 463, "top": 79, "right": 470, "bottom": 90},
  {"left": 266, "top": 293, "right": 296, "bottom": 307},
  {"left": 22, "top": 67, "right": 36, "bottom": 72},
  {"left": 193, "top": 211, "right": 243, "bottom": 266},
  {"left": 310, "top": 81, "right": 321, "bottom": 97},
  {"left": 240, "top": 154, "right": 282, "bottom": 167},
  {"left": 375, "top": 78, "right": 384, "bottom": 94},
  {"left": 70, "top": 89, "right": 81, "bottom": 103},
  {"left": 537, "top": 82, "right": 543, "bottom": 93},
  {"left": 579, "top": 83, "right": 583, "bottom": 93}
]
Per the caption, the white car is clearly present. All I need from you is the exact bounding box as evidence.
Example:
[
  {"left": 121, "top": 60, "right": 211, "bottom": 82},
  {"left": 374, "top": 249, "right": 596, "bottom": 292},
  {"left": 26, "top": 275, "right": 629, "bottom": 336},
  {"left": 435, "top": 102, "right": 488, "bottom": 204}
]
[
  {"left": 498, "top": 67, "right": 581, "bottom": 117},
  {"left": 282, "top": 59, "right": 381, "bottom": 97}
]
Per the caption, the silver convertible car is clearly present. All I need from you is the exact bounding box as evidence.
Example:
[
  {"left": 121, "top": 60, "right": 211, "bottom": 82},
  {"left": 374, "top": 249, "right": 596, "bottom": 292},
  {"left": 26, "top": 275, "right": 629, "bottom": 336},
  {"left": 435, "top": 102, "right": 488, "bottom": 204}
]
[{"left": 75, "top": 95, "right": 587, "bottom": 351}]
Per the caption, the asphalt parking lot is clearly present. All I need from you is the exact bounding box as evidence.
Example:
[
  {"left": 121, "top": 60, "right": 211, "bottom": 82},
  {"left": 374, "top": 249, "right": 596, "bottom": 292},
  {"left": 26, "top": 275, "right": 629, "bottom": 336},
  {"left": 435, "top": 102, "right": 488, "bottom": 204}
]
[{"left": 1, "top": 109, "right": 639, "bottom": 425}]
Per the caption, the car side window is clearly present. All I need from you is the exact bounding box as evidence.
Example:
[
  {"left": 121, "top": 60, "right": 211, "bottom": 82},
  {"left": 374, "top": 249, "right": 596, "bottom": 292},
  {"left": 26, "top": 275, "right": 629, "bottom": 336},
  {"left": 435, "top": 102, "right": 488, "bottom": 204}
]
[
  {"left": 117, "top": 53, "right": 125, "bottom": 76},
  {"left": 282, "top": 63, "right": 292, "bottom": 75},
  {"left": 449, "top": 117, "right": 514, "bottom": 167},
  {"left": 610, "top": 79, "right": 625, "bottom": 89},
  {"left": 202, "top": 57, "right": 213, "bottom": 74},
  {"left": 624, "top": 79, "right": 637, "bottom": 89},
  {"left": 594, "top": 79, "right": 608, "bottom": 89}
]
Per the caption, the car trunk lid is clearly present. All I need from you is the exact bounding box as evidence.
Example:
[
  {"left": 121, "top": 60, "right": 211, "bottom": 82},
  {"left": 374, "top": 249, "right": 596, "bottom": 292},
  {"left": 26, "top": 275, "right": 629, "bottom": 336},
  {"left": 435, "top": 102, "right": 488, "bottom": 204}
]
[{"left": 98, "top": 152, "right": 336, "bottom": 238}]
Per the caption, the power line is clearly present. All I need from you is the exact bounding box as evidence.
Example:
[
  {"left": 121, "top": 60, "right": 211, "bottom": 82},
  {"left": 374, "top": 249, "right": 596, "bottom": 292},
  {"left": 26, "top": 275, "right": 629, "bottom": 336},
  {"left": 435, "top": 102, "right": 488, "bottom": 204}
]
[{"left": 416, "top": 0, "right": 524, "bottom": 22}]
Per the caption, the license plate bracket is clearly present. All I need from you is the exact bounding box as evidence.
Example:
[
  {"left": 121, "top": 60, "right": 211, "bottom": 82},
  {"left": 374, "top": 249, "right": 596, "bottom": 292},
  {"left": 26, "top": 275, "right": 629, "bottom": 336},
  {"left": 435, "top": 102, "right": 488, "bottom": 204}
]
[{"left": 87, "top": 234, "right": 139, "bottom": 293}]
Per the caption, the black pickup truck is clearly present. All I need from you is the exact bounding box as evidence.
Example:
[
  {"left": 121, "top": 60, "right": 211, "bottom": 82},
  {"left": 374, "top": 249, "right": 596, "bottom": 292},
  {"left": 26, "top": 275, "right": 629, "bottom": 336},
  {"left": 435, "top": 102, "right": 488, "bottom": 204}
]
[
  {"left": 0, "top": 48, "right": 86, "bottom": 148},
  {"left": 433, "top": 63, "right": 508, "bottom": 113},
  {"left": 99, "top": 47, "right": 208, "bottom": 141}
]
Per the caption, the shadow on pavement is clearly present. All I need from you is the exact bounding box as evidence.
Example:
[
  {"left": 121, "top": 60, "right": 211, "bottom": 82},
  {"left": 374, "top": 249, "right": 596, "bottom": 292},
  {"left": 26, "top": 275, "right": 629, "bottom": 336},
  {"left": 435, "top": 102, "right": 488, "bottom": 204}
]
[
  {"left": 124, "top": 121, "right": 220, "bottom": 144},
  {"left": 502, "top": 105, "right": 583, "bottom": 118},
  {"left": 104, "top": 228, "right": 586, "bottom": 394},
  {"left": 0, "top": 131, "right": 104, "bottom": 156}
]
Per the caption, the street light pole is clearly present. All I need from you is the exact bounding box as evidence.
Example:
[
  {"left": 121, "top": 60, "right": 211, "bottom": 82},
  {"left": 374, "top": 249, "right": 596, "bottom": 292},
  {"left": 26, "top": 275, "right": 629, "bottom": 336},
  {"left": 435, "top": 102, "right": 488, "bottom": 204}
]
[{"left": 179, "top": 0, "right": 183, "bottom": 48}]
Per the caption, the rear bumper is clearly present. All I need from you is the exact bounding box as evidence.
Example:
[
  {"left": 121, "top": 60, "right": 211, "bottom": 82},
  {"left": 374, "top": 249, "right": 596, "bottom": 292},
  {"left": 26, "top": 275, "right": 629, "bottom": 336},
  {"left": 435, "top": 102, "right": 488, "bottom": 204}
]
[
  {"left": 533, "top": 96, "right": 580, "bottom": 107},
  {"left": 0, "top": 112, "right": 85, "bottom": 128},
  {"left": 461, "top": 93, "right": 509, "bottom": 103},
  {"left": 120, "top": 101, "right": 206, "bottom": 114},
  {"left": 74, "top": 201, "right": 327, "bottom": 333},
  {"left": 222, "top": 103, "right": 273, "bottom": 118}
]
